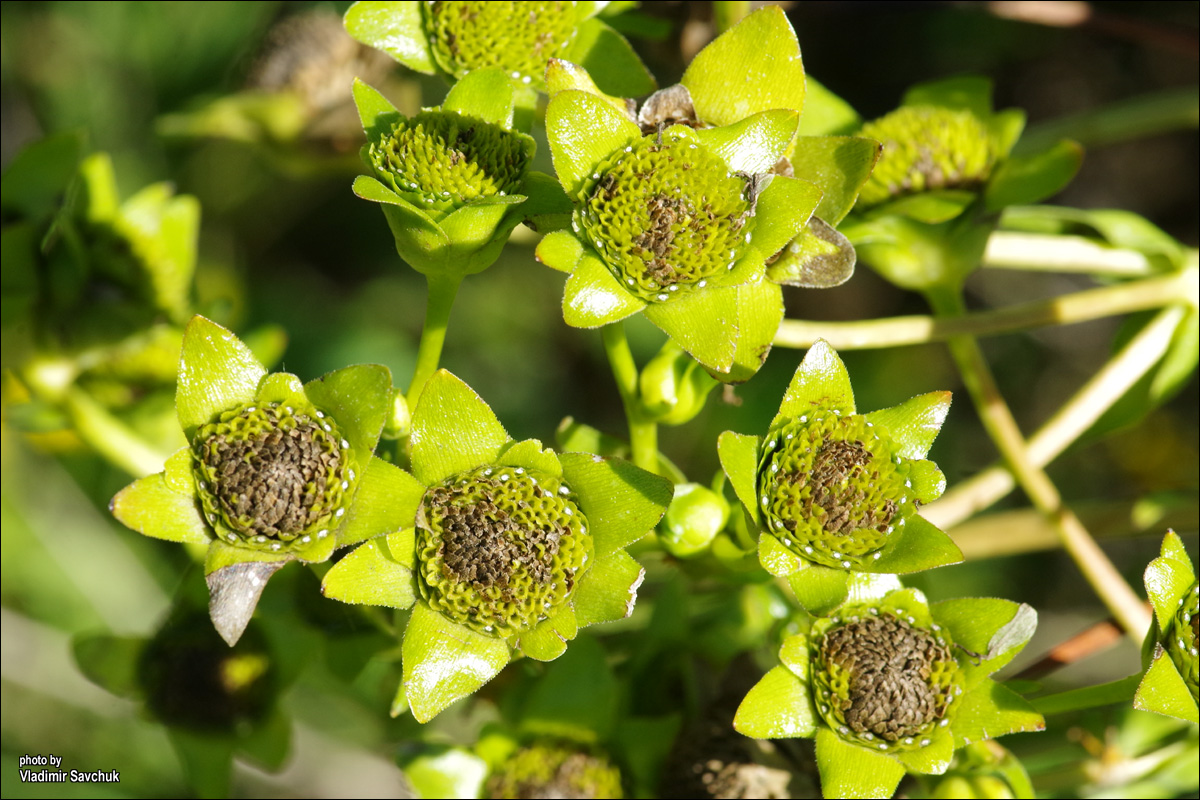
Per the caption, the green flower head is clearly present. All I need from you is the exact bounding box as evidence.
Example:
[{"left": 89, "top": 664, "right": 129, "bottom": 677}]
[
  {"left": 321, "top": 370, "right": 672, "bottom": 723},
  {"left": 488, "top": 741, "right": 623, "bottom": 799},
  {"left": 718, "top": 341, "right": 962, "bottom": 613},
  {"left": 841, "top": 76, "right": 1083, "bottom": 291},
  {"left": 352, "top": 69, "right": 543, "bottom": 277},
  {"left": 344, "top": 0, "right": 654, "bottom": 97},
  {"left": 111, "top": 315, "right": 397, "bottom": 645},
  {"left": 1135, "top": 531, "right": 1199, "bottom": 723},
  {"left": 735, "top": 584, "right": 1044, "bottom": 799}
]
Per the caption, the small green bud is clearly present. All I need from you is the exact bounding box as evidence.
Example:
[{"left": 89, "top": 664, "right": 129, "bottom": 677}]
[
  {"left": 382, "top": 388, "right": 411, "bottom": 440},
  {"left": 858, "top": 106, "right": 997, "bottom": 209},
  {"left": 416, "top": 465, "right": 592, "bottom": 637},
  {"left": 932, "top": 776, "right": 978, "bottom": 799},
  {"left": 638, "top": 343, "right": 717, "bottom": 425},
  {"left": 368, "top": 110, "right": 531, "bottom": 214},
  {"left": 1168, "top": 582, "right": 1199, "bottom": 703},
  {"left": 659, "top": 483, "right": 730, "bottom": 559},
  {"left": 487, "top": 742, "right": 623, "bottom": 799},
  {"left": 758, "top": 411, "right": 921, "bottom": 569},
  {"left": 811, "top": 609, "right": 963, "bottom": 752},
  {"left": 425, "top": 1, "right": 578, "bottom": 89},
  {"left": 576, "top": 131, "right": 757, "bottom": 303},
  {"left": 193, "top": 402, "right": 352, "bottom": 554}
]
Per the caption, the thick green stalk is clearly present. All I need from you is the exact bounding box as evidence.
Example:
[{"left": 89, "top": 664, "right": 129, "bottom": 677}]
[
  {"left": 927, "top": 287, "right": 1152, "bottom": 641},
  {"left": 600, "top": 323, "right": 659, "bottom": 474},
  {"left": 407, "top": 273, "right": 462, "bottom": 411}
]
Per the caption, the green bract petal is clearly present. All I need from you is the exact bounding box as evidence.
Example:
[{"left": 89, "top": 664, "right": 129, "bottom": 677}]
[
  {"left": 766, "top": 217, "right": 857, "bottom": 289},
  {"left": 790, "top": 137, "right": 882, "bottom": 226},
  {"left": 497, "top": 438, "right": 563, "bottom": 478},
  {"left": 558, "top": 452, "right": 672, "bottom": 557},
  {"left": 680, "top": 5, "right": 806, "bottom": 128},
  {"left": 1134, "top": 647, "right": 1200, "bottom": 723},
  {"left": 336, "top": 457, "right": 426, "bottom": 547},
  {"left": 734, "top": 665, "right": 817, "bottom": 739},
  {"left": 402, "top": 601, "right": 511, "bottom": 723},
  {"left": 902, "top": 75, "right": 993, "bottom": 118},
  {"left": 718, "top": 275, "right": 784, "bottom": 384},
  {"left": 759, "top": 530, "right": 804, "bottom": 577},
  {"left": 1145, "top": 531, "right": 1195, "bottom": 629},
  {"left": 931, "top": 599, "right": 1037, "bottom": 690},
  {"left": 352, "top": 78, "right": 401, "bottom": 143},
  {"left": 410, "top": 370, "right": 509, "bottom": 485},
  {"left": 815, "top": 727, "right": 905, "bottom": 800},
  {"left": 571, "top": 549, "right": 644, "bottom": 627},
  {"left": 564, "top": 17, "right": 656, "bottom": 98},
  {"left": 303, "top": 363, "right": 392, "bottom": 462},
  {"left": 862, "top": 391, "right": 951, "bottom": 460},
  {"left": 536, "top": 229, "right": 584, "bottom": 274},
  {"left": 345, "top": 1, "right": 436, "bottom": 74},
  {"left": 894, "top": 728, "right": 954, "bottom": 775},
  {"left": 985, "top": 139, "right": 1083, "bottom": 213},
  {"left": 800, "top": 76, "right": 862, "bottom": 137},
  {"left": 562, "top": 251, "right": 646, "bottom": 328},
  {"left": 643, "top": 284, "right": 738, "bottom": 373},
  {"left": 110, "top": 473, "right": 211, "bottom": 545},
  {"left": 951, "top": 679, "right": 1045, "bottom": 749},
  {"left": 321, "top": 534, "right": 416, "bottom": 609},
  {"left": 546, "top": 90, "right": 640, "bottom": 197},
  {"left": 177, "top": 316, "right": 267, "bottom": 439},
  {"left": 772, "top": 341, "right": 855, "bottom": 428},
  {"left": 443, "top": 67, "right": 516, "bottom": 128},
  {"left": 693, "top": 110, "right": 798, "bottom": 175},
  {"left": 787, "top": 562, "right": 851, "bottom": 614},
  {"left": 717, "top": 431, "right": 761, "bottom": 526},
  {"left": 750, "top": 176, "right": 823, "bottom": 259},
  {"left": 867, "top": 514, "right": 962, "bottom": 575}
]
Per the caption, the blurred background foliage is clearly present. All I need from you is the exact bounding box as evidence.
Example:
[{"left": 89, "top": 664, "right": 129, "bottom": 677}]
[{"left": 1, "top": 1, "right": 1197, "bottom": 797}]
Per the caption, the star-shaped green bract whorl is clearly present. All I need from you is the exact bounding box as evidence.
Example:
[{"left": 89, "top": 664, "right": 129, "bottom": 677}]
[{"left": 1135, "top": 531, "right": 1199, "bottom": 723}]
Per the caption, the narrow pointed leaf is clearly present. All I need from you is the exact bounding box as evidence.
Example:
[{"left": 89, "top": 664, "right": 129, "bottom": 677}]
[
  {"left": 321, "top": 536, "right": 415, "bottom": 609},
  {"left": 410, "top": 370, "right": 510, "bottom": 485},
  {"left": 734, "top": 665, "right": 816, "bottom": 739},
  {"left": 717, "top": 431, "right": 761, "bottom": 525},
  {"left": 985, "top": 140, "right": 1083, "bottom": 212},
  {"left": 546, "top": 91, "right": 639, "bottom": 197},
  {"left": 693, "top": 110, "right": 798, "bottom": 175},
  {"left": 443, "top": 68, "right": 515, "bottom": 127},
  {"left": 111, "top": 474, "right": 211, "bottom": 545},
  {"left": 867, "top": 514, "right": 962, "bottom": 574},
  {"left": 337, "top": 457, "right": 426, "bottom": 547},
  {"left": 402, "top": 602, "right": 510, "bottom": 723},
  {"left": 789, "top": 136, "right": 882, "bottom": 225},
  {"left": 345, "top": 1, "right": 435, "bottom": 73},
  {"left": 572, "top": 549, "right": 645, "bottom": 627},
  {"left": 772, "top": 340, "right": 855, "bottom": 428},
  {"left": 815, "top": 727, "right": 905, "bottom": 800},
  {"left": 953, "top": 679, "right": 1045, "bottom": 749},
  {"left": 788, "top": 563, "right": 851, "bottom": 615},
  {"left": 559, "top": 452, "right": 672, "bottom": 556},
  {"left": 752, "top": 175, "right": 822, "bottom": 258},
  {"left": 563, "top": 252, "right": 646, "bottom": 327},
  {"left": 643, "top": 285, "right": 738, "bottom": 373},
  {"left": 177, "top": 316, "right": 266, "bottom": 438}
]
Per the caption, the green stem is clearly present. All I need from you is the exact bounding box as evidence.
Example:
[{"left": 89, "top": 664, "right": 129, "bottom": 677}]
[
  {"left": 773, "top": 266, "right": 1195, "bottom": 350},
  {"left": 62, "top": 387, "right": 169, "bottom": 477},
  {"left": 601, "top": 323, "right": 659, "bottom": 473},
  {"left": 984, "top": 231, "right": 1158, "bottom": 276},
  {"left": 1029, "top": 674, "right": 1142, "bottom": 715},
  {"left": 407, "top": 274, "right": 461, "bottom": 411},
  {"left": 927, "top": 286, "right": 1152, "bottom": 642},
  {"left": 924, "top": 305, "right": 1186, "bottom": 530},
  {"left": 1016, "top": 86, "right": 1199, "bottom": 154},
  {"left": 713, "top": 1, "right": 750, "bottom": 33}
]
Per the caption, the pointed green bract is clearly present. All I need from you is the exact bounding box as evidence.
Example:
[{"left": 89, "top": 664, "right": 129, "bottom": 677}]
[
  {"left": 1135, "top": 647, "right": 1200, "bottom": 723},
  {"left": 111, "top": 474, "right": 211, "bottom": 545},
  {"left": 304, "top": 364, "right": 392, "bottom": 459},
  {"left": 536, "top": 229, "right": 584, "bottom": 274},
  {"left": 497, "top": 438, "right": 563, "bottom": 478},
  {"left": 863, "top": 392, "right": 952, "bottom": 459},
  {"left": 790, "top": 137, "right": 882, "bottom": 225},
  {"left": 443, "top": 68, "right": 516, "bottom": 128},
  {"left": 815, "top": 727, "right": 906, "bottom": 800},
  {"left": 719, "top": 277, "right": 784, "bottom": 384},
  {"left": 693, "top": 109, "right": 798, "bottom": 174},
  {"left": 563, "top": 252, "right": 646, "bottom": 328},
  {"left": 321, "top": 536, "right": 415, "bottom": 609},
  {"left": 336, "top": 457, "right": 426, "bottom": 547},
  {"left": 772, "top": 340, "right": 855, "bottom": 427},
  {"left": 895, "top": 731, "right": 954, "bottom": 775},
  {"left": 643, "top": 285, "right": 738, "bottom": 374},
  {"left": 345, "top": 1, "right": 435, "bottom": 73},
  {"left": 985, "top": 139, "right": 1083, "bottom": 212},
  {"left": 402, "top": 602, "right": 511, "bottom": 723},
  {"left": 867, "top": 515, "right": 962, "bottom": 575},
  {"left": 571, "top": 549, "right": 644, "bottom": 627},
  {"left": 565, "top": 17, "right": 656, "bottom": 98},
  {"left": 951, "top": 680, "right": 1045, "bottom": 748},
  {"left": 409, "top": 370, "right": 509, "bottom": 485},
  {"left": 734, "top": 665, "right": 816, "bottom": 739},
  {"left": 717, "top": 431, "right": 760, "bottom": 526},
  {"left": 559, "top": 452, "right": 672, "bottom": 557},
  {"left": 681, "top": 5, "right": 806, "bottom": 128},
  {"left": 751, "top": 176, "right": 823, "bottom": 259},
  {"left": 177, "top": 316, "right": 266, "bottom": 438},
  {"left": 787, "top": 563, "right": 850, "bottom": 614},
  {"left": 546, "top": 90, "right": 639, "bottom": 197},
  {"left": 352, "top": 78, "right": 401, "bottom": 142},
  {"left": 931, "top": 598, "right": 1036, "bottom": 690}
]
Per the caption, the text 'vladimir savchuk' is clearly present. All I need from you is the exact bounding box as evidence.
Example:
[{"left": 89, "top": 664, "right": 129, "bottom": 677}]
[{"left": 18, "top": 754, "right": 119, "bottom": 783}]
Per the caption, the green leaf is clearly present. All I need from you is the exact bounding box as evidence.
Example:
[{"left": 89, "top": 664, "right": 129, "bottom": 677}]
[
  {"left": 304, "top": 363, "right": 392, "bottom": 460},
  {"left": 694, "top": 110, "right": 799, "bottom": 175},
  {"left": 1031, "top": 674, "right": 1140, "bottom": 715},
  {"left": 410, "top": 370, "right": 510, "bottom": 485},
  {"left": 778, "top": 633, "right": 810, "bottom": 681},
  {"left": 771, "top": 339, "right": 855, "bottom": 428},
  {"left": 1134, "top": 649, "right": 1200, "bottom": 723},
  {"left": 845, "top": 572, "right": 904, "bottom": 604},
  {"left": 864, "top": 391, "right": 952, "bottom": 460},
  {"left": 932, "top": 598, "right": 1033, "bottom": 689},
  {"left": 790, "top": 136, "right": 881, "bottom": 225},
  {"left": 566, "top": 17, "right": 656, "bottom": 98},
  {"left": 536, "top": 229, "right": 585, "bottom": 273},
  {"left": 520, "top": 170, "right": 575, "bottom": 233},
  {"left": 903, "top": 76, "right": 993, "bottom": 118},
  {"left": 345, "top": 1, "right": 435, "bottom": 73},
  {"left": 558, "top": 452, "right": 672, "bottom": 557},
  {"left": 110, "top": 473, "right": 211, "bottom": 545},
  {"left": 351, "top": 77, "right": 401, "bottom": 142},
  {"left": 907, "top": 460, "right": 947, "bottom": 505},
  {"left": 985, "top": 140, "right": 1083, "bottom": 212},
  {"left": 177, "top": 315, "right": 267, "bottom": 439},
  {"left": 717, "top": 431, "right": 761, "bottom": 524},
  {"left": 988, "top": 108, "right": 1027, "bottom": 158},
  {"left": 766, "top": 217, "right": 857, "bottom": 289},
  {"left": 443, "top": 67, "right": 515, "bottom": 127},
  {"left": 402, "top": 602, "right": 511, "bottom": 723},
  {"left": 815, "top": 727, "right": 906, "bottom": 799},
  {"left": 517, "top": 613, "right": 571, "bottom": 662},
  {"left": 167, "top": 728, "right": 234, "bottom": 800},
  {"left": 682, "top": 5, "right": 805, "bottom": 127},
  {"left": 546, "top": 90, "right": 640, "bottom": 197},
  {"left": 643, "top": 285, "right": 739, "bottom": 374},
  {"left": 759, "top": 532, "right": 804, "bottom": 577},
  {"left": 386, "top": 527, "right": 416, "bottom": 568},
  {"left": 254, "top": 372, "right": 308, "bottom": 410},
  {"left": 337, "top": 457, "right": 426, "bottom": 547},
  {"left": 321, "top": 535, "right": 415, "bottom": 609},
  {"left": 953, "top": 679, "right": 1045, "bottom": 748},
  {"left": 497, "top": 438, "right": 563, "bottom": 478},
  {"left": 882, "top": 190, "right": 977, "bottom": 224},
  {"left": 733, "top": 665, "right": 816, "bottom": 739},
  {"left": 562, "top": 251, "right": 646, "bottom": 327},
  {"left": 1146, "top": 533, "right": 1196, "bottom": 628},
  {"left": 798, "top": 77, "right": 861, "bottom": 137},
  {"left": 0, "top": 130, "right": 84, "bottom": 220},
  {"left": 895, "top": 729, "right": 954, "bottom": 775},
  {"left": 752, "top": 175, "right": 823, "bottom": 257},
  {"left": 787, "top": 562, "right": 851, "bottom": 615},
  {"left": 718, "top": 276, "right": 784, "bottom": 384},
  {"left": 572, "top": 549, "right": 645, "bottom": 627},
  {"left": 73, "top": 633, "right": 144, "bottom": 699}
]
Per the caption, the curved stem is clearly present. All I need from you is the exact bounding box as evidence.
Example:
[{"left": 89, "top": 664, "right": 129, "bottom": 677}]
[
  {"left": 927, "top": 286, "right": 1152, "bottom": 642},
  {"left": 924, "top": 305, "right": 1187, "bottom": 529},
  {"left": 406, "top": 273, "right": 462, "bottom": 411},
  {"left": 600, "top": 323, "right": 659, "bottom": 473},
  {"left": 773, "top": 266, "right": 1195, "bottom": 350},
  {"left": 983, "top": 231, "right": 1156, "bottom": 276}
]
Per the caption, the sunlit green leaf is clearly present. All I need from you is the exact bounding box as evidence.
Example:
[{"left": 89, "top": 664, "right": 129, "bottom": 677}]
[
  {"left": 864, "top": 391, "right": 952, "bottom": 460},
  {"left": 572, "top": 549, "right": 644, "bottom": 627},
  {"left": 562, "top": 252, "right": 646, "bottom": 327},
  {"left": 443, "top": 67, "right": 515, "bottom": 128},
  {"left": 177, "top": 316, "right": 267, "bottom": 439},
  {"left": 559, "top": 452, "right": 671, "bottom": 556},
  {"left": 110, "top": 473, "right": 211, "bottom": 545},
  {"left": 985, "top": 139, "right": 1083, "bottom": 212},
  {"left": 643, "top": 284, "right": 739, "bottom": 374},
  {"left": 402, "top": 602, "right": 511, "bottom": 723},
  {"left": 693, "top": 110, "right": 798, "bottom": 175},
  {"left": 321, "top": 536, "right": 415, "bottom": 609},
  {"left": 734, "top": 665, "right": 816, "bottom": 739},
  {"left": 546, "top": 90, "right": 640, "bottom": 197},
  {"left": 815, "top": 727, "right": 905, "bottom": 799},
  {"left": 566, "top": 17, "right": 656, "bottom": 98},
  {"left": 336, "top": 457, "right": 425, "bottom": 547},
  {"left": 345, "top": 1, "right": 435, "bottom": 73},
  {"left": 410, "top": 370, "right": 510, "bottom": 485},
  {"left": 772, "top": 340, "right": 855, "bottom": 428},
  {"left": 790, "top": 136, "right": 881, "bottom": 225}
]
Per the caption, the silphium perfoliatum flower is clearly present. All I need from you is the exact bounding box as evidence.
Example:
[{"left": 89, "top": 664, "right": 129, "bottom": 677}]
[
  {"left": 111, "top": 316, "right": 406, "bottom": 645},
  {"left": 841, "top": 76, "right": 1082, "bottom": 292},
  {"left": 344, "top": 1, "right": 653, "bottom": 100},
  {"left": 1134, "top": 531, "right": 1198, "bottom": 723},
  {"left": 735, "top": 582, "right": 1043, "bottom": 799},
  {"left": 718, "top": 341, "right": 962, "bottom": 614},
  {"left": 352, "top": 68, "right": 557, "bottom": 277},
  {"left": 320, "top": 369, "right": 672, "bottom": 722}
]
